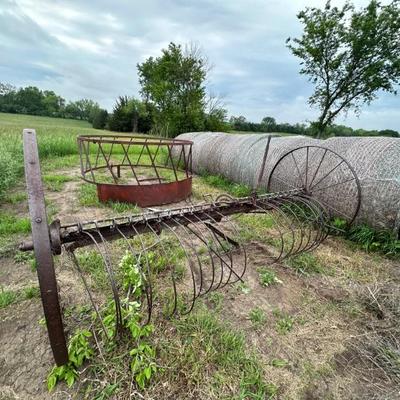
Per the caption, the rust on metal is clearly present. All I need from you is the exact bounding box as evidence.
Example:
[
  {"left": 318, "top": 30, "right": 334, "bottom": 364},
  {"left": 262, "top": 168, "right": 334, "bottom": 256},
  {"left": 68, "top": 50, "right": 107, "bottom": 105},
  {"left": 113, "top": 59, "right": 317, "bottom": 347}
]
[
  {"left": 23, "top": 129, "right": 68, "bottom": 366},
  {"left": 96, "top": 177, "right": 192, "bottom": 207},
  {"left": 77, "top": 134, "right": 193, "bottom": 207}
]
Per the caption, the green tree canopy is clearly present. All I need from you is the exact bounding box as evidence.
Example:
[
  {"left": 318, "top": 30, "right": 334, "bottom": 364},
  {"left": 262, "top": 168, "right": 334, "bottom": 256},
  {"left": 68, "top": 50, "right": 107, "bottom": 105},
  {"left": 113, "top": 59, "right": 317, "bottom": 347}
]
[
  {"left": 137, "top": 42, "right": 207, "bottom": 137},
  {"left": 287, "top": 0, "right": 400, "bottom": 138}
]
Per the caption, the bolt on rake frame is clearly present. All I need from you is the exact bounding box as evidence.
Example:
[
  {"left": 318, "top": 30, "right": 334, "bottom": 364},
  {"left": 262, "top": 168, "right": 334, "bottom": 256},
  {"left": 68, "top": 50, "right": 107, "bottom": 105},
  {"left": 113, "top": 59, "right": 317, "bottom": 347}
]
[{"left": 20, "top": 130, "right": 360, "bottom": 367}]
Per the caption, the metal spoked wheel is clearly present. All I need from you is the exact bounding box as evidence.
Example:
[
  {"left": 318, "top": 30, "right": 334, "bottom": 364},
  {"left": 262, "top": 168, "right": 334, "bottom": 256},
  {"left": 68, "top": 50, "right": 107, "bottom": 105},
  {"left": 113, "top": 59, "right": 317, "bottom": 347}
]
[
  {"left": 23, "top": 129, "right": 68, "bottom": 366},
  {"left": 267, "top": 146, "right": 361, "bottom": 225}
]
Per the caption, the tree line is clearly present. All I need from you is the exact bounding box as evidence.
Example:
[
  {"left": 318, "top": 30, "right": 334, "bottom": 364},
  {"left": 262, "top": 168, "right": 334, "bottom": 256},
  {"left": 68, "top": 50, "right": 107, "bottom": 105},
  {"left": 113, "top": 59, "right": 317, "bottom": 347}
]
[
  {"left": 229, "top": 115, "right": 399, "bottom": 137},
  {"left": 0, "top": 83, "right": 100, "bottom": 122}
]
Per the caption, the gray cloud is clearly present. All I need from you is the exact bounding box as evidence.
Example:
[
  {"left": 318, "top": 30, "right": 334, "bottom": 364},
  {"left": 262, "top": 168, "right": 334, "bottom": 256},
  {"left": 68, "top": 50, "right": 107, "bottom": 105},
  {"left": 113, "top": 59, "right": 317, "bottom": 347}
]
[{"left": 0, "top": 0, "right": 398, "bottom": 130}]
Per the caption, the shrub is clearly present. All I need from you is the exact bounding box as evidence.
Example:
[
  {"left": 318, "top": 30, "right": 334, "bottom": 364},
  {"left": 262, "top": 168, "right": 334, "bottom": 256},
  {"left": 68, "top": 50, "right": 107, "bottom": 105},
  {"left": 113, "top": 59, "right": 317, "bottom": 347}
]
[{"left": 91, "top": 108, "right": 108, "bottom": 129}]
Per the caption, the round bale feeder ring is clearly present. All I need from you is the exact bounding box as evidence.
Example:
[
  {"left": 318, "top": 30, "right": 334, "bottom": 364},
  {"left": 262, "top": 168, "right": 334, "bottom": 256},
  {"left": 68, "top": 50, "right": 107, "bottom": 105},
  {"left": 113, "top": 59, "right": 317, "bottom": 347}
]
[{"left": 77, "top": 134, "right": 193, "bottom": 207}]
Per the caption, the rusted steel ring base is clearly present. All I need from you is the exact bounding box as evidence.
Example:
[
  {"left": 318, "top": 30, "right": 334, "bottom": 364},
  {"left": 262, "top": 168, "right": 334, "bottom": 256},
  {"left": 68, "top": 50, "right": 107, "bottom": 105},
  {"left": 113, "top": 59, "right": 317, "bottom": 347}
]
[{"left": 96, "top": 177, "right": 192, "bottom": 207}]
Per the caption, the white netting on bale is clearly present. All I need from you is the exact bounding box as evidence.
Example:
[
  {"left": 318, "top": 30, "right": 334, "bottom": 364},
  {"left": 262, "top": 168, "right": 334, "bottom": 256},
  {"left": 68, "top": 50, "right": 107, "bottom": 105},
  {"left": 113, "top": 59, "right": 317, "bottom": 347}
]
[{"left": 177, "top": 132, "right": 400, "bottom": 232}]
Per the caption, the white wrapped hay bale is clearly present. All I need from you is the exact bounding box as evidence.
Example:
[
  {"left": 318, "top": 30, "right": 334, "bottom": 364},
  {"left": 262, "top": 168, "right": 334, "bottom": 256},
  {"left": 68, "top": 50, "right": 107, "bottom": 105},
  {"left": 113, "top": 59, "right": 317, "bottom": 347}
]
[{"left": 177, "top": 132, "right": 400, "bottom": 233}]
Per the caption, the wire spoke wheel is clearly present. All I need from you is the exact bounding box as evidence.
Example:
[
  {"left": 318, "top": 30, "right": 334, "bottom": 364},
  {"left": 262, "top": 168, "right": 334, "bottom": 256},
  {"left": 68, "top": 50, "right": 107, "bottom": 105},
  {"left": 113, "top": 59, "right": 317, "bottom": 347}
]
[{"left": 267, "top": 145, "right": 361, "bottom": 225}]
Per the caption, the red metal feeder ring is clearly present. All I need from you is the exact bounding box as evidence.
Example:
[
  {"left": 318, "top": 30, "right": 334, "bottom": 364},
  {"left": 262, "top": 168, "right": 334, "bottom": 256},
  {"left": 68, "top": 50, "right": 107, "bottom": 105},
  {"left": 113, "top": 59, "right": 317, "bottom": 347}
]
[{"left": 77, "top": 134, "right": 193, "bottom": 207}]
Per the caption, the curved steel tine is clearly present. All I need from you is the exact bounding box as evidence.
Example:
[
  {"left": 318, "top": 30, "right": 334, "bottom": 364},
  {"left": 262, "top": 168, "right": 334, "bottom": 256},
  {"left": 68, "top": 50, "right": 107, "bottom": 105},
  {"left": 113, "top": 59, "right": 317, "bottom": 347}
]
[
  {"left": 259, "top": 196, "right": 305, "bottom": 257},
  {"left": 184, "top": 213, "right": 232, "bottom": 294},
  {"left": 287, "top": 196, "right": 320, "bottom": 253},
  {"left": 258, "top": 198, "right": 298, "bottom": 260},
  {"left": 147, "top": 217, "right": 202, "bottom": 318},
  {"left": 180, "top": 213, "right": 230, "bottom": 292},
  {"left": 140, "top": 220, "right": 182, "bottom": 319},
  {"left": 249, "top": 201, "right": 288, "bottom": 262},
  {"left": 197, "top": 209, "right": 246, "bottom": 286},
  {"left": 166, "top": 215, "right": 215, "bottom": 298},
  {"left": 229, "top": 203, "right": 285, "bottom": 264},
  {"left": 67, "top": 249, "right": 110, "bottom": 340},
  {"left": 292, "top": 193, "right": 330, "bottom": 251},
  {"left": 203, "top": 224, "right": 234, "bottom": 290},
  {"left": 160, "top": 219, "right": 198, "bottom": 316},
  {"left": 292, "top": 194, "right": 329, "bottom": 252},
  {"left": 267, "top": 195, "right": 322, "bottom": 256},
  {"left": 278, "top": 197, "right": 313, "bottom": 255},
  {"left": 296, "top": 194, "right": 330, "bottom": 251},
  {"left": 92, "top": 223, "right": 124, "bottom": 337},
  {"left": 178, "top": 216, "right": 245, "bottom": 288},
  {"left": 73, "top": 229, "right": 123, "bottom": 338},
  {"left": 176, "top": 205, "right": 219, "bottom": 296},
  {"left": 290, "top": 195, "right": 327, "bottom": 252}
]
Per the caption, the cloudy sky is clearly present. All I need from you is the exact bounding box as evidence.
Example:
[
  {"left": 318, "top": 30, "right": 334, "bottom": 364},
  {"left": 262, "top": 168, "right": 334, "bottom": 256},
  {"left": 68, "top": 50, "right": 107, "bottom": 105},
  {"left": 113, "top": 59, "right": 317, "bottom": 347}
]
[{"left": 1, "top": 0, "right": 399, "bottom": 130}]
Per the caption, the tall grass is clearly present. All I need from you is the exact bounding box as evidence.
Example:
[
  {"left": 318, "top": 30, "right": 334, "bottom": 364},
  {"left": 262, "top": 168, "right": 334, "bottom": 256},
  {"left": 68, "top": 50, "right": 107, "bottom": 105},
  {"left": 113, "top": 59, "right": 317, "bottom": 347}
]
[
  {"left": 0, "top": 113, "right": 103, "bottom": 198},
  {"left": 0, "top": 112, "right": 163, "bottom": 198}
]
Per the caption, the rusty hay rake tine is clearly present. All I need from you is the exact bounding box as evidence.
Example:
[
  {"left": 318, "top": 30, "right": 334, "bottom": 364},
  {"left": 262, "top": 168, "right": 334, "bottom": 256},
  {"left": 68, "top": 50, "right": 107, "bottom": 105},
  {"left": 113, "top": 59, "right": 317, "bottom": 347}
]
[
  {"left": 180, "top": 218, "right": 245, "bottom": 287},
  {"left": 67, "top": 249, "right": 111, "bottom": 340},
  {"left": 247, "top": 201, "right": 288, "bottom": 262},
  {"left": 262, "top": 198, "right": 298, "bottom": 259},
  {"left": 199, "top": 208, "right": 247, "bottom": 286},
  {"left": 264, "top": 196, "right": 316, "bottom": 255},
  {"left": 175, "top": 207, "right": 219, "bottom": 297},
  {"left": 141, "top": 218, "right": 190, "bottom": 319},
  {"left": 71, "top": 228, "right": 123, "bottom": 338},
  {"left": 160, "top": 220, "right": 199, "bottom": 316},
  {"left": 179, "top": 215, "right": 230, "bottom": 293}
]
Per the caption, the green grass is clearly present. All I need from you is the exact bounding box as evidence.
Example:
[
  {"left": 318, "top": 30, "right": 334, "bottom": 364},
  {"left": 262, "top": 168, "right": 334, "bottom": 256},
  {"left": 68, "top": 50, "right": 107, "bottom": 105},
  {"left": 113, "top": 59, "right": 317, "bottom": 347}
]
[
  {"left": 75, "top": 250, "right": 107, "bottom": 289},
  {"left": 78, "top": 183, "right": 100, "bottom": 207},
  {"left": 273, "top": 309, "right": 294, "bottom": 335},
  {"left": 158, "top": 305, "right": 277, "bottom": 399},
  {"left": 249, "top": 307, "right": 267, "bottom": 329},
  {"left": 270, "top": 359, "right": 289, "bottom": 368},
  {"left": 14, "top": 250, "right": 37, "bottom": 271},
  {"left": 257, "top": 267, "right": 282, "bottom": 287},
  {"left": 285, "top": 253, "right": 324, "bottom": 275},
  {"left": 43, "top": 174, "right": 74, "bottom": 191},
  {"left": 1, "top": 192, "right": 27, "bottom": 204},
  {"left": 200, "top": 173, "right": 252, "bottom": 198},
  {"left": 237, "top": 214, "right": 275, "bottom": 243},
  {"left": 346, "top": 224, "right": 400, "bottom": 257},
  {"left": 0, "top": 288, "right": 18, "bottom": 308},
  {"left": 0, "top": 112, "right": 117, "bottom": 198},
  {"left": 0, "top": 212, "right": 31, "bottom": 235},
  {"left": 0, "top": 285, "right": 40, "bottom": 309},
  {"left": 77, "top": 183, "right": 140, "bottom": 213}
]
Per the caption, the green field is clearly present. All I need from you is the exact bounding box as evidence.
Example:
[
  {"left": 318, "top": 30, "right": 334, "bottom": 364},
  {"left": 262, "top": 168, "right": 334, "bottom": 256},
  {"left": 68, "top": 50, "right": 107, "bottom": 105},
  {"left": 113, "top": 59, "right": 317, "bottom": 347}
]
[{"left": 0, "top": 113, "right": 104, "bottom": 196}]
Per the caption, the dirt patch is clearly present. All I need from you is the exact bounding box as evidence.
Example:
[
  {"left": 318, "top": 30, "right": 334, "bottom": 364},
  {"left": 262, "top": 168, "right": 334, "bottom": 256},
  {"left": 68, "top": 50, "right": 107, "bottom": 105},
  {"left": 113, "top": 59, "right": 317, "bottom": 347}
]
[
  {"left": 0, "top": 299, "right": 53, "bottom": 400},
  {"left": 0, "top": 258, "right": 37, "bottom": 291}
]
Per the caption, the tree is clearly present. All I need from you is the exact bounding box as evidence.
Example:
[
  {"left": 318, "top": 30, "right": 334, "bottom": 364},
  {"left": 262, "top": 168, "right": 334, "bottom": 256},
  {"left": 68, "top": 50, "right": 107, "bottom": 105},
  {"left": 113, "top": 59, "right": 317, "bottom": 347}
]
[
  {"left": 108, "top": 96, "right": 151, "bottom": 133},
  {"left": 92, "top": 109, "right": 108, "bottom": 129},
  {"left": 42, "top": 91, "right": 65, "bottom": 117},
  {"left": 14, "top": 86, "right": 44, "bottom": 115},
  {"left": 261, "top": 116, "right": 276, "bottom": 127},
  {"left": 137, "top": 42, "right": 207, "bottom": 137},
  {"left": 287, "top": 0, "right": 400, "bottom": 138}
]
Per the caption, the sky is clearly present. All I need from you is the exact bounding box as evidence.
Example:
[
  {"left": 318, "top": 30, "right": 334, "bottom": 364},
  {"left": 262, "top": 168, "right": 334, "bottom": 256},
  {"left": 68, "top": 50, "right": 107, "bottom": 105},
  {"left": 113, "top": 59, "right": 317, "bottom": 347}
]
[{"left": 0, "top": 0, "right": 399, "bottom": 130}]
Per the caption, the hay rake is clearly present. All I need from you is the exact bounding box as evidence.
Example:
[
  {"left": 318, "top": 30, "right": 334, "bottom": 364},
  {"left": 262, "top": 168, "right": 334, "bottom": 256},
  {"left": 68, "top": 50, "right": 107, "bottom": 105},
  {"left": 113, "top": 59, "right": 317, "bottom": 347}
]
[{"left": 19, "top": 130, "right": 360, "bottom": 366}]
